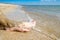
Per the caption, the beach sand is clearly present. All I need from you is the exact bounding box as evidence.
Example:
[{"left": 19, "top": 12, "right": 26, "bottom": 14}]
[
  {"left": 0, "top": 12, "right": 60, "bottom": 40},
  {"left": 0, "top": 4, "right": 60, "bottom": 40}
]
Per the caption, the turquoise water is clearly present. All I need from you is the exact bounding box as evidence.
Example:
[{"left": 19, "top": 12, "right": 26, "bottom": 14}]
[{"left": 23, "top": 5, "right": 60, "bottom": 18}]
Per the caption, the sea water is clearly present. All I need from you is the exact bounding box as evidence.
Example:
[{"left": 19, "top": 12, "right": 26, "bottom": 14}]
[
  {"left": 23, "top": 5, "right": 60, "bottom": 19},
  {"left": 23, "top": 5, "right": 60, "bottom": 39}
]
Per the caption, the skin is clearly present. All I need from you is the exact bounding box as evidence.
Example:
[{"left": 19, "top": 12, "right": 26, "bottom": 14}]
[
  {"left": 6, "top": 22, "right": 32, "bottom": 32},
  {"left": 5, "top": 20, "right": 36, "bottom": 32},
  {"left": 0, "top": 13, "right": 31, "bottom": 32},
  {"left": 0, "top": 10, "right": 36, "bottom": 32}
]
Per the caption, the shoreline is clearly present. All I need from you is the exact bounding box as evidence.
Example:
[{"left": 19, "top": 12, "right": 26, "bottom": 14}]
[{"left": 0, "top": 4, "right": 60, "bottom": 40}]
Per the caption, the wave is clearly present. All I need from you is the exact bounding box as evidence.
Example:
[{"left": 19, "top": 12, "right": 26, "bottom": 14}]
[
  {"left": 0, "top": 4, "right": 30, "bottom": 21},
  {"left": 0, "top": 4, "right": 60, "bottom": 39}
]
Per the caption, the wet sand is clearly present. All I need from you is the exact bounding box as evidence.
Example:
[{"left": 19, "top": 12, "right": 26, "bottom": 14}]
[
  {"left": 28, "top": 12, "right": 60, "bottom": 39},
  {"left": 0, "top": 4, "right": 60, "bottom": 40},
  {"left": 0, "top": 12, "right": 60, "bottom": 40}
]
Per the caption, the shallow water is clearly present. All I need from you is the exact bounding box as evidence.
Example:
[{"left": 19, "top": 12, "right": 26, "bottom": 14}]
[
  {"left": 22, "top": 5, "right": 60, "bottom": 39},
  {"left": 23, "top": 5, "right": 60, "bottom": 19},
  {"left": 0, "top": 4, "right": 60, "bottom": 40}
]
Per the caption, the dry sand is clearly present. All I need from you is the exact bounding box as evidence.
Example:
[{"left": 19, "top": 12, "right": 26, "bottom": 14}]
[{"left": 0, "top": 3, "right": 60, "bottom": 40}]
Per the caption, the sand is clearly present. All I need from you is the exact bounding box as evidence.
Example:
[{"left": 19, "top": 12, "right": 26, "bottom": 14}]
[{"left": 0, "top": 3, "right": 60, "bottom": 40}]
